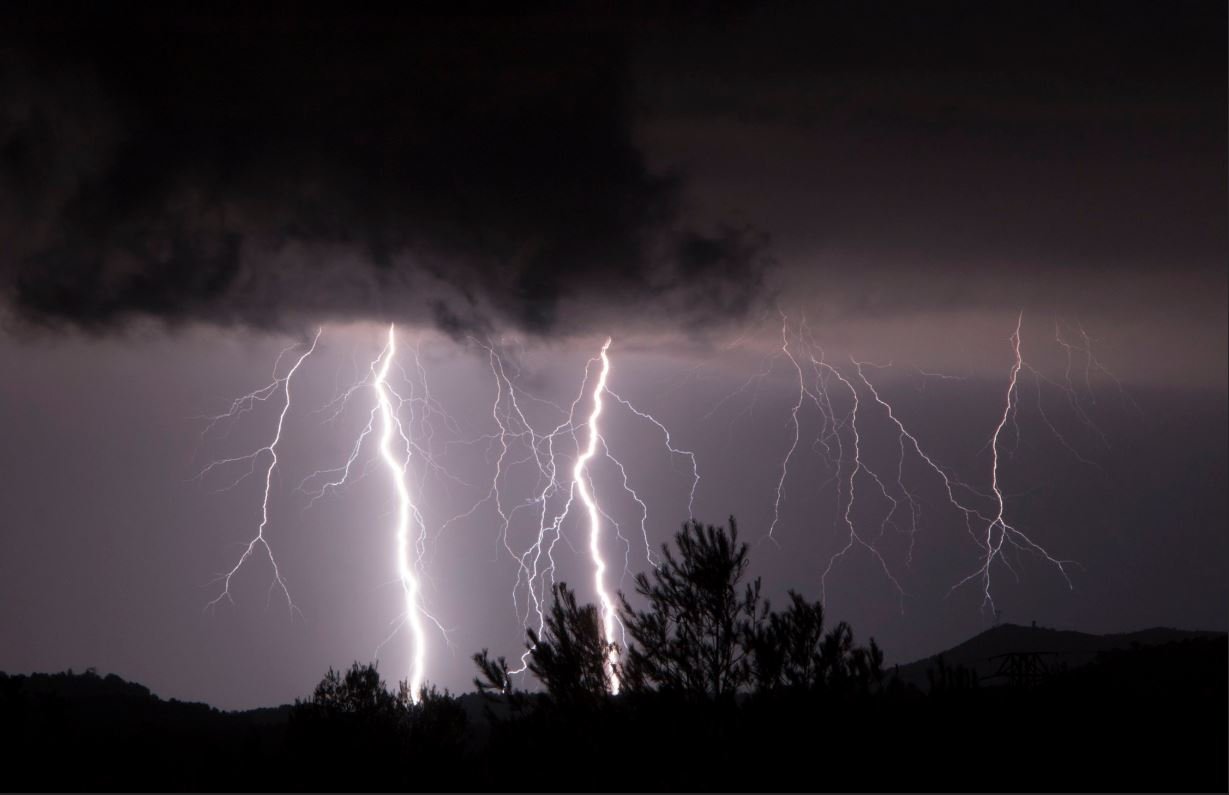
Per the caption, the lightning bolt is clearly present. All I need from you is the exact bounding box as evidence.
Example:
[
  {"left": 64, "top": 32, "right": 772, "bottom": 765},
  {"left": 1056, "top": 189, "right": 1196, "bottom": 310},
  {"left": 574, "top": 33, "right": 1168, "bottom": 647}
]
[
  {"left": 946, "top": 313, "right": 1075, "bottom": 611},
  {"left": 202, "top": 328, "right": 321, "bottom": 614},
  {"left": 199, "top": 324, "right": 463, "bottom": 700},
  {"left": 760, "top": 311, "right": 1080, "bottom": 612},
  {"left": 464, "top": 336, "right": 696, "bottom": 689},
  {"left": 813, "top": 353, "right": 905, "bottom": 603},
  {"left": 573, "top": 338, "right": 621, "bottom": 692},
  {"left": 372, "top": 324, "right": 428, "bottom": 701},
  {"left": 301, "top": 326, "right": 464, "bottom": 698}
]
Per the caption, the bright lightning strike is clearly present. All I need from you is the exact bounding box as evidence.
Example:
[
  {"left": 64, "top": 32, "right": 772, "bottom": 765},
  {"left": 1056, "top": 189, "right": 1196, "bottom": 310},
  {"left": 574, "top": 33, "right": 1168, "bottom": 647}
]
[
  {"left": 572, "top": 338, "right": 621, "bottom": 693},
  {"left": 372, "top": 324, "right": 428, "bottom": 701},
  {"left": 298, "top": 326, "right": 460, "bottom": 699},
  {"left": 198, "top": 324, "right": 459, "bottom": 700},
  {"left": 467, "top": 336, "right": 696, "bottom": 688}
]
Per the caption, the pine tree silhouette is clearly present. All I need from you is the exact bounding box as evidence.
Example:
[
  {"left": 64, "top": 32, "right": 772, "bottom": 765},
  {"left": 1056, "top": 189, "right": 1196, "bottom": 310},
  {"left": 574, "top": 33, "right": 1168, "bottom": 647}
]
[
  {"left": 618, "top": 517, "right": 765, "bottom": 700},
  {"left": 525, "top": 582, "right": 617, "bottom": 708}
]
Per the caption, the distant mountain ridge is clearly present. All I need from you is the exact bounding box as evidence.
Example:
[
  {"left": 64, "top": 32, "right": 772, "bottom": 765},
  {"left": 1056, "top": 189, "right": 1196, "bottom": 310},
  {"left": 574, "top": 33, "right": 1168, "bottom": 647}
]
[
  {"left": 890, "top": 623, "right": 1226, "bottom": 688},
  {"left": 0, "top": 667, "right": 292, "bottom": 721},
  {"left": 4, "top": 624, "right": 1222, "bottom": 714}
]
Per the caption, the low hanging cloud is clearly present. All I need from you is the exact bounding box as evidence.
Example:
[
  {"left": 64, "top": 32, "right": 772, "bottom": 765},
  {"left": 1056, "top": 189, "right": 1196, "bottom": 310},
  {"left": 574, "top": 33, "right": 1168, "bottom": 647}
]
[{"left": 0, "top": 7, "right": 771, "bottom": 339}]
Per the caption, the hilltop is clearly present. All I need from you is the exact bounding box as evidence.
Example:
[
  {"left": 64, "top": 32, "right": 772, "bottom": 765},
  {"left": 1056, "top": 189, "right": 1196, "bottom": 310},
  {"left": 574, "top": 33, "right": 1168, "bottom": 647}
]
[{"left": 890, "top": 623, "right": 1226, "bottom": 688}]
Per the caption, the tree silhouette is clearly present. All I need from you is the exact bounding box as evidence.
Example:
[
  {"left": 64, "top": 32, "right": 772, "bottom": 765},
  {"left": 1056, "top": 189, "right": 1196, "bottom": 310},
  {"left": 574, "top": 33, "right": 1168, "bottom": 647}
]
[
  {"left": 618, "top": 517, "right": 765, "bottom": 700},
  {"left": 304, "top": 662, "right": 406, "bottom": 717},
  {"left": 403, "top": 684, "right": 469, "bottom": 768},
  {"left": 471, "top": 649, "right": 512, "bottom": 697},
  {"left": 526, "top": 582, "right": 617, "bottom": 707},
  {"left": 471, "top": 647, "right": 534, "bottom": 725},
  {"left": 819, "top": 619, "right": 885, "bottom": 696},
  {"left": 287, "top": 662, "right": 410, "bottom": 788},
  {"left": 750, "top": 590, "right": 825, "bottom": 691},
  {"left": 750, "top": 590, "right": 884, "bottom": 696}
]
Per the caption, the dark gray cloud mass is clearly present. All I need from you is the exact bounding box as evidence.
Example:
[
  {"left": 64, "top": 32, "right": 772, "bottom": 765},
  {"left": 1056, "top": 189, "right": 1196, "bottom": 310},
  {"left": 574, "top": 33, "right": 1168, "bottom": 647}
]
[
  {"left": 4, "top": 2, "right": 1224, "bottom": 341},
  {"left": 0, "top": 5, "right": 771, "bottom": 337}
]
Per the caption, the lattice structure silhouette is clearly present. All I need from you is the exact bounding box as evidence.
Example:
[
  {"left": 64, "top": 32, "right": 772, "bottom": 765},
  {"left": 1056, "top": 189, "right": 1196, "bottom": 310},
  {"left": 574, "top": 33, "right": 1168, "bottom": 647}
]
[{"left": 985, "top": 651, "right": 1055, "bottom": 687}]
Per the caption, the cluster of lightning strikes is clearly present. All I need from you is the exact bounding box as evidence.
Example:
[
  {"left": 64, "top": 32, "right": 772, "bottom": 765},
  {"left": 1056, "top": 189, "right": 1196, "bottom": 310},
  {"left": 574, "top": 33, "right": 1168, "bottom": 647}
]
[
  {"left": 196, "top": 310, "right": 1110, "bottom": 695},
  {"left": 196, "top": 325, "right": 697, "bottom": 696},
  {"left": 758, "top": 310, "right": 1114, "bottom": 613},
  {"left": 464, "top": 335, "right": 698, "bottom": 687},
  {"left": 198, "top": 324, "right": 456, "bottom": 700}
]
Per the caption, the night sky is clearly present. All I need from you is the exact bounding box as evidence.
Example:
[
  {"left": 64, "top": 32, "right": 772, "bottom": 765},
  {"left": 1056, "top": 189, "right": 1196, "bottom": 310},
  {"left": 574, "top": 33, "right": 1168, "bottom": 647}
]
[{"left": 1, "top": 3, "right": 1224, "bottom": 709}]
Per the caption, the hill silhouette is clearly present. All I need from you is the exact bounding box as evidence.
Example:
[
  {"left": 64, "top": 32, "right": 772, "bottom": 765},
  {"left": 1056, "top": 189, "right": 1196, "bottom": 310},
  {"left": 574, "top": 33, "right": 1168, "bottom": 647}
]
[
  {"left": 2, "top": 626, "right": 1224, "bottom": 790},
  {"left": 0, "top": 669, "right": 290, "bottom": 789},
  {"left": 891, "top": 622, "right": 1226, "bottom": 688}
]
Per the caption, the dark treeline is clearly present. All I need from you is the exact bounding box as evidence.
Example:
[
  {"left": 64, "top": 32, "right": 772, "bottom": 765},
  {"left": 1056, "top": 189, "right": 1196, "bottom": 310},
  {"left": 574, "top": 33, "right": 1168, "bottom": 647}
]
[{"left": 2, "top": 518, "right": 1225, "bottom": 791}]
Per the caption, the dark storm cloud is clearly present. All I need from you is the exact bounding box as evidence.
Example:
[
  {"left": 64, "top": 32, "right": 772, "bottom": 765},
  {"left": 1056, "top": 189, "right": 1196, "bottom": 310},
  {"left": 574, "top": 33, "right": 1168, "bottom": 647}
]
[
  {"left": 633, "top": 1, "right": 1226, "bottom": 318},
  {"left": 0, "top": 5, "right": 770, "bottom": 337},
  {"left": 3, "top": 2, "right": 1223, "bottom": 337}
]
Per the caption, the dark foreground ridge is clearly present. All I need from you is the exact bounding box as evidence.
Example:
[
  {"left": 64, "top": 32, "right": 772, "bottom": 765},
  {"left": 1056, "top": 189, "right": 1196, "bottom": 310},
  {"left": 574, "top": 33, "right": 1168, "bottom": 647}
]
[
  {"left": 2, "top": 629, "right": 1224, "bottom": 791},
  {"left": 3, "top": 520, "right": 1225, "bottom": 792}
]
